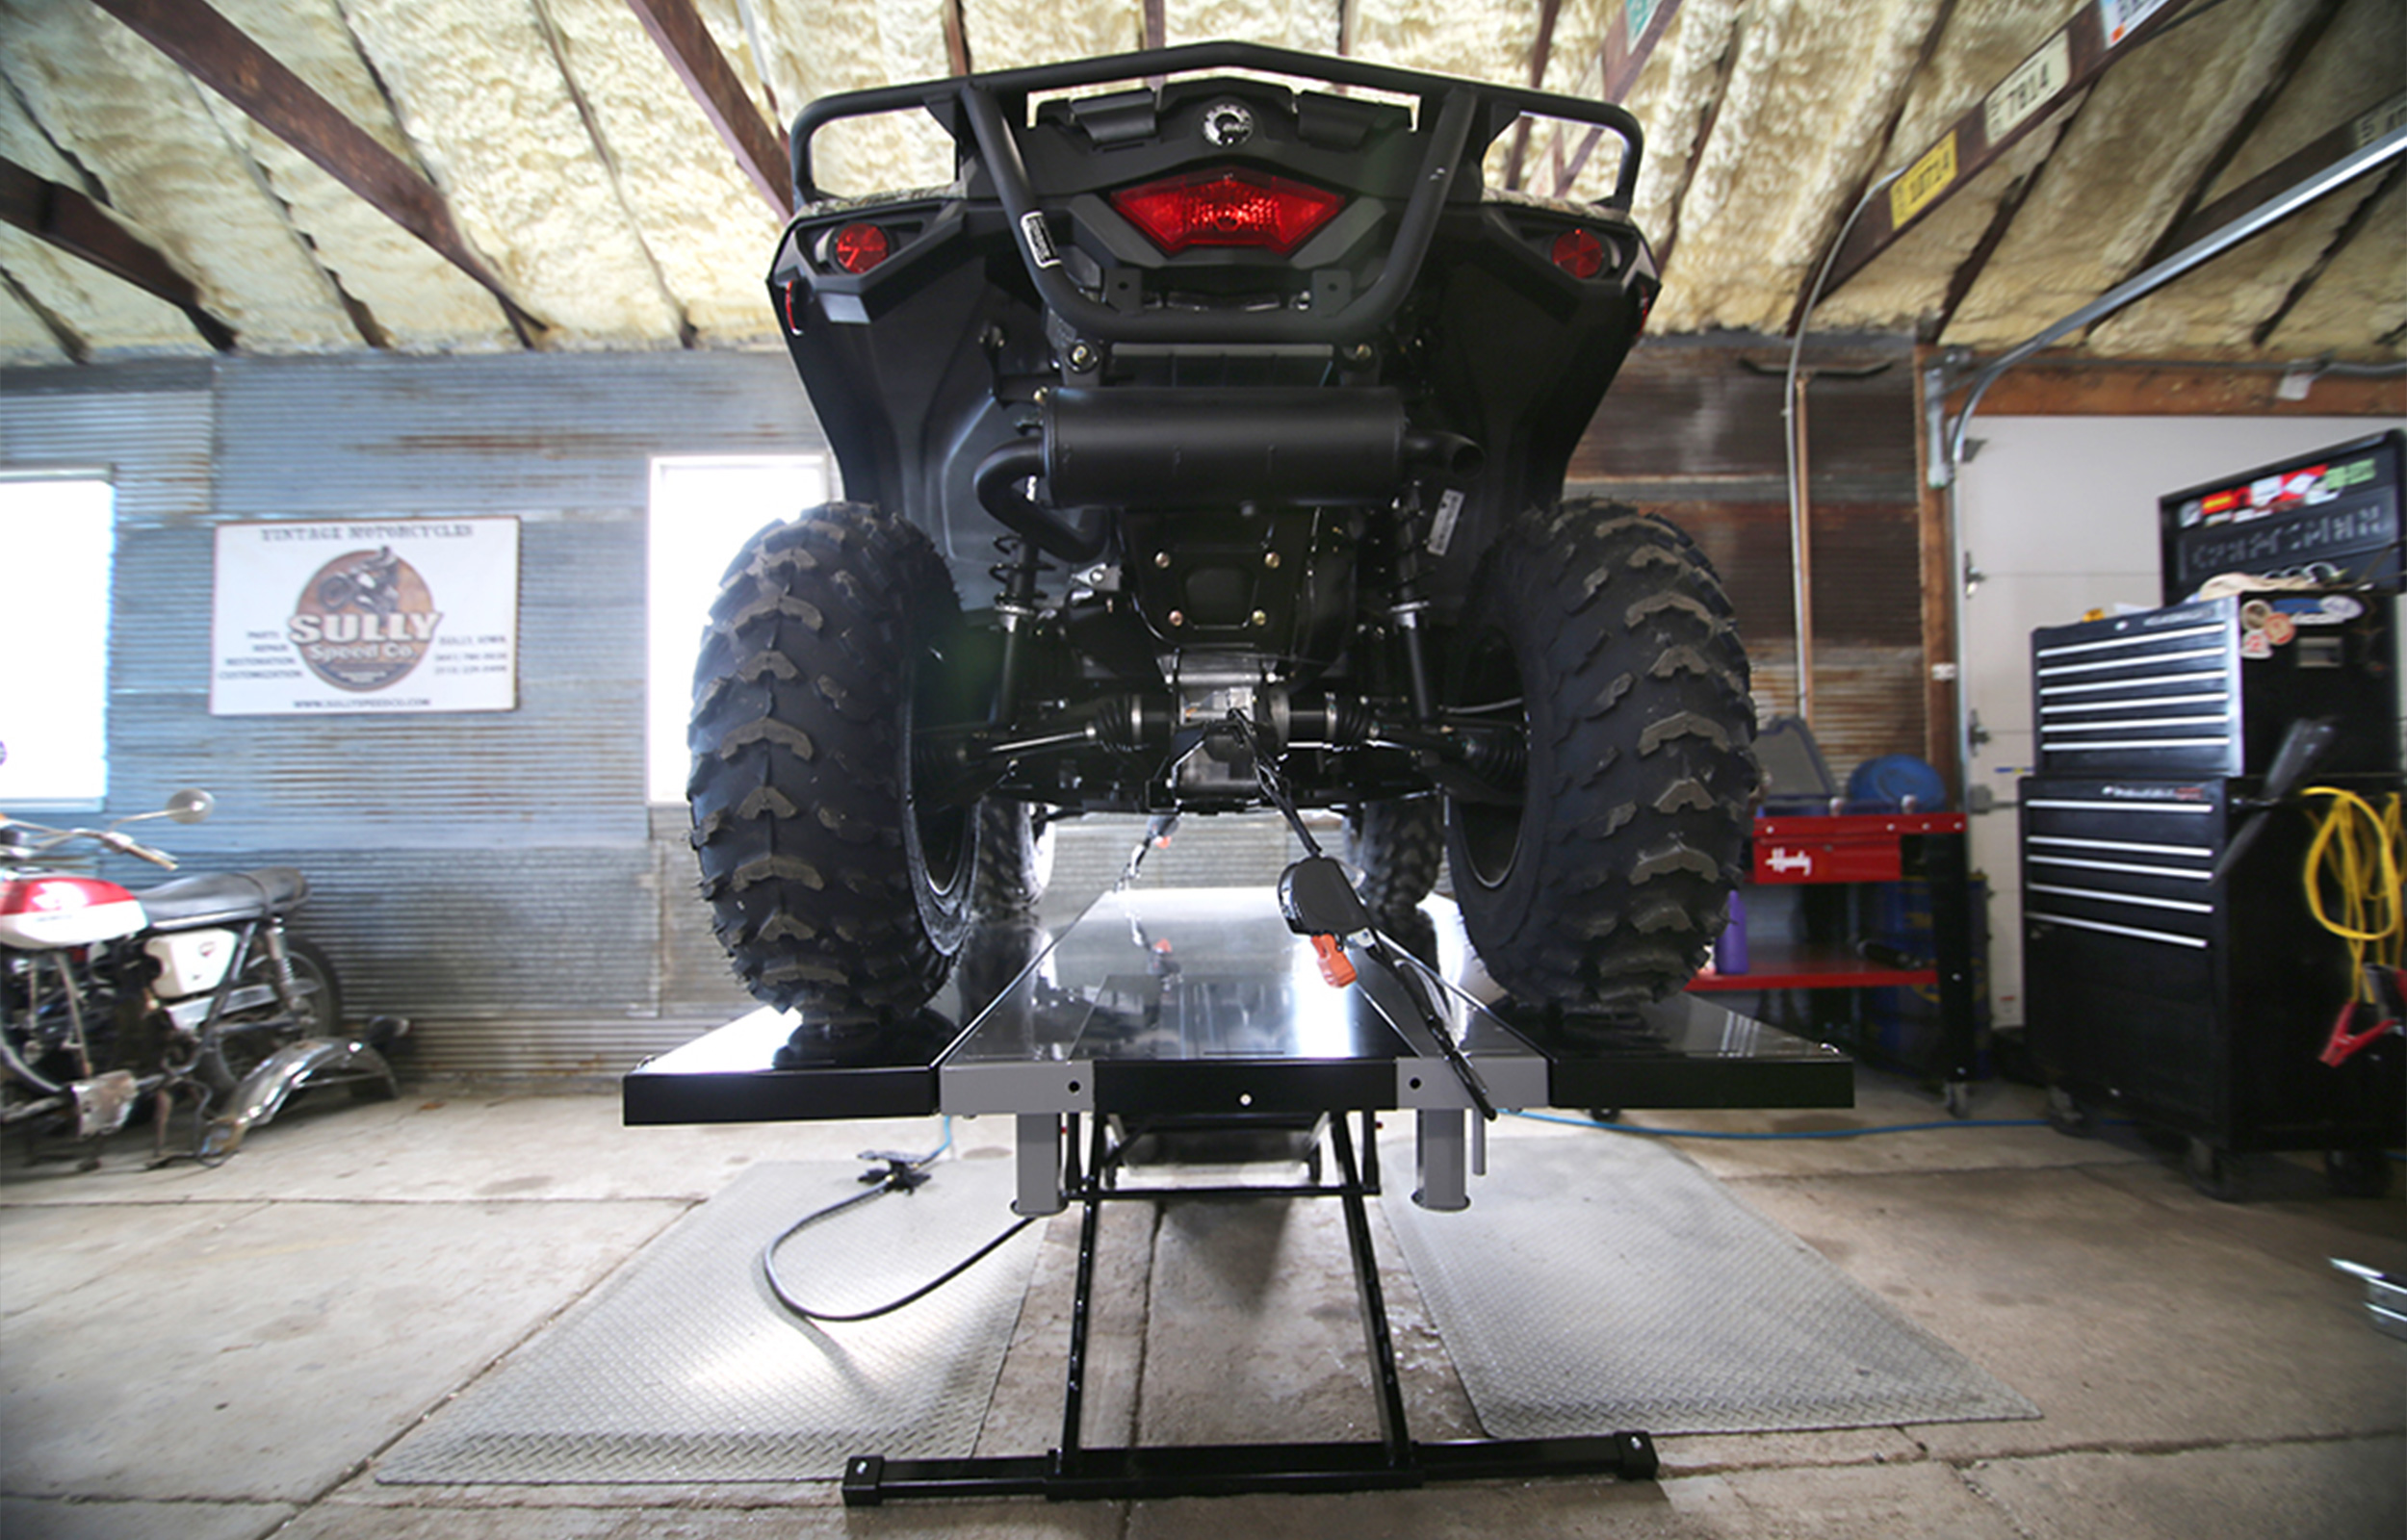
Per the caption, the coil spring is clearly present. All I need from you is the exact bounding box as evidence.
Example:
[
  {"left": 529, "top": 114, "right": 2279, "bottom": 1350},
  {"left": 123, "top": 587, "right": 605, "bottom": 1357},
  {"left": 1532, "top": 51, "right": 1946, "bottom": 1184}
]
[{"left": 990, "top": 533, "right": 1052, "bottom": 612}]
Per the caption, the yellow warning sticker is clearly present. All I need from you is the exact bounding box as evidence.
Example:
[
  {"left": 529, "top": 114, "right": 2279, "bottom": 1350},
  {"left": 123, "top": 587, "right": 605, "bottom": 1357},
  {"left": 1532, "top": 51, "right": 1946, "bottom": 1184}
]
[{"left": 1889, "top": 131, "right": 1958, "bottom": 229}]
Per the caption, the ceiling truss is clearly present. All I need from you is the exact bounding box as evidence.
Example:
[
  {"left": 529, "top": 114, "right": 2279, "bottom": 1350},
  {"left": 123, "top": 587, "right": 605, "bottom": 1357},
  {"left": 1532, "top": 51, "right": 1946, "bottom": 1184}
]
[{"left": 0, "top": 0, "right": 2394, "bottom": 365}]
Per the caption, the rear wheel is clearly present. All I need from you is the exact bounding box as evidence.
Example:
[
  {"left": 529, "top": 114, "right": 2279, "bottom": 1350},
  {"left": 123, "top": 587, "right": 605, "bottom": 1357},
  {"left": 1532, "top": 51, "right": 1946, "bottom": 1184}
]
[
  {"left": 687, "top": 504, "right": 977, "bottom": 1018},
  {"left": 1445, "top": 501, "right": 1756, "bottom": 1010},
  {"left": 197, "top": 934, "right": 343, "bottom": 1094},
  {"left": 973, "top": 799, "right": 1053, "bottom": 917},
  {"left": 1344, "top": 795, "right": 1444, "bottom": 921}
]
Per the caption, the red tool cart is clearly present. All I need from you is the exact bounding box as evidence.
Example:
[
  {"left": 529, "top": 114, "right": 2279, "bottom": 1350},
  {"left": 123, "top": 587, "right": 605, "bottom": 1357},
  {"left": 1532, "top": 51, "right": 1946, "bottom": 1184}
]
[{"left": 1690, "top": 811, "right": 1981, "bottom": 1116}]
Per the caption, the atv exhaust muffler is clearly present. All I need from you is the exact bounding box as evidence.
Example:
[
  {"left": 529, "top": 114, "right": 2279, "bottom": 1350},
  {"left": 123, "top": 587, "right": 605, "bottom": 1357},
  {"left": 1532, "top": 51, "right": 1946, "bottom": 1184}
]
[{"left": 974, "top": 387, "right": 1480, "bottom": 561}]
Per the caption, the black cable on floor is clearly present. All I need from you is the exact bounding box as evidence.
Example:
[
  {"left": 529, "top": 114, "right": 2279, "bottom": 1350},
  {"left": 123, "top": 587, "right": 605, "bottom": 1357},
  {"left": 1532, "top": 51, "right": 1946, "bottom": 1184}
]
[{"left": 760, "top": 1136, "right": 1042, "bottom": 1325}]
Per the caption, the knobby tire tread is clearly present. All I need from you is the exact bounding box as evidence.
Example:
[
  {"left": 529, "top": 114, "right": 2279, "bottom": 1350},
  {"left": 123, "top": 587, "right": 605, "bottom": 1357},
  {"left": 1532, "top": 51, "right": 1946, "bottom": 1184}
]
[{"left": 1447, "top": 500, "right": 1757, "bottom": 1009}]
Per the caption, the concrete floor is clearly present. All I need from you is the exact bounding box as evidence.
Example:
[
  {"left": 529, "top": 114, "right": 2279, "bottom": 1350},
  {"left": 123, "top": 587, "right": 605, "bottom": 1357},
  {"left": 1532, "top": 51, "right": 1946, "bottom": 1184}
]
[{"left": 3, "top": 1065, "right": 2401, "bottom": 1539}]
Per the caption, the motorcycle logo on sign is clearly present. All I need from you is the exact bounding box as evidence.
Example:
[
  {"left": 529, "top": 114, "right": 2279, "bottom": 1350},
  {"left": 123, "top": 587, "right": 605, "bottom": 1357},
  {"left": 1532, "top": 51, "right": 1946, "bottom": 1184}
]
[
  {"left": 288, "top": 547, "right": 442, "bottom": 692},
  {"left": 210, "top": 517, "right": 518, "bottom": 716}
]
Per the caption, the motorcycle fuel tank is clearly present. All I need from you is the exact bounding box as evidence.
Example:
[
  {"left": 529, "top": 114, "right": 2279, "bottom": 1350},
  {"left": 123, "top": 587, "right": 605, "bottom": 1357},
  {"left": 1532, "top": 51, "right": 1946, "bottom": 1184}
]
[{"left": 0, "top": 876, "right": 146, "bottom": 949}]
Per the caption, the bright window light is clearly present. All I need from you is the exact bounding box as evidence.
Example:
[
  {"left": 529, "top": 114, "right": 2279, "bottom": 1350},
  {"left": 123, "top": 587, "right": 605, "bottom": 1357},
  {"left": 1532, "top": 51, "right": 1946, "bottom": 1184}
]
[
  {"left": 647, "top": 456, "right": 829, "bottom": 804},
  {"left": 0, "top": 477, "right": 115, "bottom": 808}
]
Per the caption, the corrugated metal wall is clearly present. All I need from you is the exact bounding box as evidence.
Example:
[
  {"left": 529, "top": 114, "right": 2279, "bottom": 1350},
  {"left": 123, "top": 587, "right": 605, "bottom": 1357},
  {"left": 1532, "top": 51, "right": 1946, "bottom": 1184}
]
[
  {"left": 4, "top": 339, "right": 1933, "bottom": 1076},
  {"left": 5, "top": 351, "right": 818, "bottom": 1073}
]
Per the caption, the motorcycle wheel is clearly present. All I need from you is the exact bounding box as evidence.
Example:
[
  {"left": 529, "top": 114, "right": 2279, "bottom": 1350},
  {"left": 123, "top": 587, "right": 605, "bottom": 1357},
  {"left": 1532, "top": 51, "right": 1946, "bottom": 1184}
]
[
  {"left": 1344, "top": 796, "right": 1445, "bottom": 921},
  {"left": 197, "top": 934, "right": 344, "bottom": 1093},
  {"left": 1445, "top": 501, "right": 1756, "bottom": 1011},
  {"left": 972, "top": 798, "right": 1053, "bottom": 917},
  {"left": 687, "top": 503, "right": 977, "bottom": 1017}
]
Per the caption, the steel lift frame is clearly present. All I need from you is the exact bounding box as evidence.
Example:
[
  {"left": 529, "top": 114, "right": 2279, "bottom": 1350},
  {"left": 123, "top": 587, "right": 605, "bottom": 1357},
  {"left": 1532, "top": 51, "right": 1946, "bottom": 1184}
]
[{"left": 625, "top": 886, "right": 1851, "bottom": 1504}]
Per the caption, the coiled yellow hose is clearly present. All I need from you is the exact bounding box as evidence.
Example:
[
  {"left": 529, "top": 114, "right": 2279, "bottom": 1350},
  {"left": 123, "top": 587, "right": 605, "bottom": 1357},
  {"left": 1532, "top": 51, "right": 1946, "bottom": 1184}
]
[{"left": 2301, "top": 786, "right": 2404, "bottom": 1000}]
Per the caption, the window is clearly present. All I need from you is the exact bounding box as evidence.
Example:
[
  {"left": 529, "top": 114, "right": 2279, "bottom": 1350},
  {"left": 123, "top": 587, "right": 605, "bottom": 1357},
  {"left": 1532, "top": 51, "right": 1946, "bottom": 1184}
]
[
  {"left": 0, "top": 476, "right": 115, "bottom": 808},
  {"left": 647, "top": 456, "right": 830, "bottom": 804}
]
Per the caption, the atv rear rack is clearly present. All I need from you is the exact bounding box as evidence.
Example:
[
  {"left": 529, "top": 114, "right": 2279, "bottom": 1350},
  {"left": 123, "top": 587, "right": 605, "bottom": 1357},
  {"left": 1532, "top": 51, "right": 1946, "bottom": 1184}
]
[{"left": 786, "top": 40, "right": 1645, "bottom": 346}]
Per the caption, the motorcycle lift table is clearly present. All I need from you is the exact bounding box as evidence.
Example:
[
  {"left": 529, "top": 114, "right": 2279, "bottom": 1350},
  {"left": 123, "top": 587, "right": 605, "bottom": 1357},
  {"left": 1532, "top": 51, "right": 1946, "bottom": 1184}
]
[{"left": 625, "top": 887, "right": 1851, "bottom": 1504}]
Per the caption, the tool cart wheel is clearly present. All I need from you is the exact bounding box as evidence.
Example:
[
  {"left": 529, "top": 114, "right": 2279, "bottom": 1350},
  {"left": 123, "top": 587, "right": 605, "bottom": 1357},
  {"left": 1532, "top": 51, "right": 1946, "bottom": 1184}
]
[
  {"left": 2324, "top": 1146, "right": 2394, "bottom": 1198},
  {"left": 2042, "top": 1086, "right": 2094, "bottom": 1139},
  {"left": 2185, "top": 1138, "right": 2245, "bottom": 1202}
]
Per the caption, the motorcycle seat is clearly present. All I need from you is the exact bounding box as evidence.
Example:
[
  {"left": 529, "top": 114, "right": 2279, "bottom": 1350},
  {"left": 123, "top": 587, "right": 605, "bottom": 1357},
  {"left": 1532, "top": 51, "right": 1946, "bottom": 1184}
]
[{"left": 134, "top": 867, "right": 309, "bottom": 928}]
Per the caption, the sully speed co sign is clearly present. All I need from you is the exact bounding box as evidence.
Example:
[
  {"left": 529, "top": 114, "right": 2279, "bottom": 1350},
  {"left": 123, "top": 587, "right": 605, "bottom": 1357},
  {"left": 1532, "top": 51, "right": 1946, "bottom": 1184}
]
[{"left": 209, "top": 517, "right": 520, "bottom": 715}]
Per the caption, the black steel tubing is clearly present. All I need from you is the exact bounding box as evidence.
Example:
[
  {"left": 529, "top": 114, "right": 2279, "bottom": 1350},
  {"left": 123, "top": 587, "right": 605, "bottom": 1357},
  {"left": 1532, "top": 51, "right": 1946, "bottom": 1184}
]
[
  {"left": 1330, "top": 1116, "right": 1411, "bottom": 1464},
  {"left": 791, "top": 40, "right": 1644, "bottom": 208}
]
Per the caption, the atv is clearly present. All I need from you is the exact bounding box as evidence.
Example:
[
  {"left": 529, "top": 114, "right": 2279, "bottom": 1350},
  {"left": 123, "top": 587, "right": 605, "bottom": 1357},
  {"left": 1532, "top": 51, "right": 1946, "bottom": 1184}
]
[{"left": 688, "top": 42, "right": 1757, "bottom": 1024}]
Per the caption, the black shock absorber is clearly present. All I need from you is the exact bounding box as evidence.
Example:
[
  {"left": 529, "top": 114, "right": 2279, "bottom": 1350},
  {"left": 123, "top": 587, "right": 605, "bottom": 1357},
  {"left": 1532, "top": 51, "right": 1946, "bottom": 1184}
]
[
  {"left": 1386, "top": 498, "right": 1438, "bottom": 725},
  {"left": 990, "top": 534, "right": 1050, "bottom": 724}
]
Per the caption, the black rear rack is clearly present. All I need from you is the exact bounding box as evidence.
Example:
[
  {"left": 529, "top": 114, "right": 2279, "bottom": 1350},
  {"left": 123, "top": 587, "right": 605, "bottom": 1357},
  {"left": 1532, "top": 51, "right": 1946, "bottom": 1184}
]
[{"left": 788, "top": 41, "right": 1645, "bottom": 348}]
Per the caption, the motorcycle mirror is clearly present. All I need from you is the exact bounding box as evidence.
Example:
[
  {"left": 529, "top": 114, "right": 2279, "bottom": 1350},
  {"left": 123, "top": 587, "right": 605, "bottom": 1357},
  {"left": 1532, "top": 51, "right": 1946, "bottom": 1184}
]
[{"left": 165, "top": 788, "right": 215, "bottom": 825}]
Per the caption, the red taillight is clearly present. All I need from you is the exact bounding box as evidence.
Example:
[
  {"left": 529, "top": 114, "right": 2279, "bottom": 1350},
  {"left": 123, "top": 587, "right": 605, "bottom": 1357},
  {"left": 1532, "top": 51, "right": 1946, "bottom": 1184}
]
[
  {"left": 829, "top": 222, "right": 892, "bottom": 274},
  {"left": 1109, "top": 168, "right": 1345, "bottom": 255},
  {"left": 1551, "top": 228, "right": 1606, "bottom": 279}
]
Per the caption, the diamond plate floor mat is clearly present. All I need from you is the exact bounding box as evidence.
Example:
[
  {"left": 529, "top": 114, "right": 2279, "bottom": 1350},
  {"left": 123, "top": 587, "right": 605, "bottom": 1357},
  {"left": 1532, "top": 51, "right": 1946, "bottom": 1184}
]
[
  {"left": 378, "top": 1157, "right": 1042, "bottom": 1484},
  {"left": 1380, "top": 1132, "right": 2039, "bottom": 1438}
]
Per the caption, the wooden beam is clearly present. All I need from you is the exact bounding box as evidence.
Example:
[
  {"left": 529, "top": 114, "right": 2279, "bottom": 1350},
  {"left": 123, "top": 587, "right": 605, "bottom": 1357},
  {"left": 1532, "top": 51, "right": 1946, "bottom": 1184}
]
[
  {"left": 1947, "top": 358, "right": 2407, "bottom": 417},
  {"left": 1546, "top": 0, "right": 1683, "bottom": 199},
  {"left": 2249, "top": 162, "right": 2405, "bottom": 348},
  {"left": 1503, "top": 0, "right": 1564, "bottom": 192},
  {"left": 1818, "top": 0, "right": 2196, "bottom": 297},
  {"left": 943, "top": 0, "right": 973, "bottom": 75},
  {"left": 85, "top": 0, "right": 542, "bottom": 339},
  {"left": 1782, "top": 0, "right": 1959, "bottom": 335},
  {"left": 624, "top": 0, "right": 790, "bottom": 217},
  {"left": 2131, "top": 0, "right": 2350, "bottom": 275},
  {"left": 2154, "top": 89, "right": 2407, "bottom": 261},
  {"left": 1930, "top": 101, "right": 2085, "bottom": 338},
  {"left": 0, "top": 155, "right": 236, "bottom": 349},
  {"left": 1911, "top": 346, "right": 1958, "bottom": 788}
]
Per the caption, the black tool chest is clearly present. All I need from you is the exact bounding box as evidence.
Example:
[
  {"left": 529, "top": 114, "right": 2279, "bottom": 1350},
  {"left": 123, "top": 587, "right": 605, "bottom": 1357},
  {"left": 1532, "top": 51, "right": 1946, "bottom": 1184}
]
[{"left": 2019, "top": 593, "right": 2401, "bottom": 1197}]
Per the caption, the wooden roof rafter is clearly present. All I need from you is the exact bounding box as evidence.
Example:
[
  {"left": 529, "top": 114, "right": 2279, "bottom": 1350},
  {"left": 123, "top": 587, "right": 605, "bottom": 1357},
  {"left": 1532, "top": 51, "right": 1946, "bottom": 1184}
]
[
  {"left": 82, "top": 0, "right": 544, "bottom": 344},
  {"left": 622, "top": 0, "right": 791, "bottom": 217},
  {"left": 0, "top": 153, "right": 237, "bottom": 349}
]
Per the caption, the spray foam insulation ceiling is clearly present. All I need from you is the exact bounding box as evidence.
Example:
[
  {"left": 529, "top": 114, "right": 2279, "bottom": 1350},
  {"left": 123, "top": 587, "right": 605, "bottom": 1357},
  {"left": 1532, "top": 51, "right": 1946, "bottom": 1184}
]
[{"left": 0, "top": 0, "right": 2399, "bottom": 365}]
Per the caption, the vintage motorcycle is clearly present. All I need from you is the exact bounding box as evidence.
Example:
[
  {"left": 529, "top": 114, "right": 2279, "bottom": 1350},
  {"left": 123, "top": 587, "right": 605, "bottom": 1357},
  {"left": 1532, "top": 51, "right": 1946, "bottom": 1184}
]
[{"left": 0, "top": 790, "right": 398, "bottom": 1165}]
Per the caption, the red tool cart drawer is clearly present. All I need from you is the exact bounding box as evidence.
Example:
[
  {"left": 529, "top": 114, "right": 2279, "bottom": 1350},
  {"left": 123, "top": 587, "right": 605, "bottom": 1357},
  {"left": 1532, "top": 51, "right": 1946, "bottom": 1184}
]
[{"left": 1750, "top": 813, "right": 1965, "bottom": 885}]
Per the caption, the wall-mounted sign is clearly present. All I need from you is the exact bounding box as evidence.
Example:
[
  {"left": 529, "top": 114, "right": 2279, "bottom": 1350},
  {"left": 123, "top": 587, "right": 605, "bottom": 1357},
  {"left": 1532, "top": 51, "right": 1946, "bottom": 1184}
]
[{"left": 210, "top": 517, "right": 520, "bottom": 715}]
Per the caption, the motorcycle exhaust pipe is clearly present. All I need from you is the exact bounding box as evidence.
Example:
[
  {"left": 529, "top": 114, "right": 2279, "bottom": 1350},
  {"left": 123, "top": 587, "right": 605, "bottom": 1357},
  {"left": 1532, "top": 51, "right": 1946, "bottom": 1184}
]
[{"left": 973, "top": 388, "right": 1484, "bottom": 560}]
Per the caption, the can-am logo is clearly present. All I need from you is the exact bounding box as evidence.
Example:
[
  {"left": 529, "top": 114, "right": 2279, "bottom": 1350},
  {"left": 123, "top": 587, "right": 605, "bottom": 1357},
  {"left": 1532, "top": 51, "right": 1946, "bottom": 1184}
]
[{"left": 287, "top": 547, "right": 443, "bottom": 692}]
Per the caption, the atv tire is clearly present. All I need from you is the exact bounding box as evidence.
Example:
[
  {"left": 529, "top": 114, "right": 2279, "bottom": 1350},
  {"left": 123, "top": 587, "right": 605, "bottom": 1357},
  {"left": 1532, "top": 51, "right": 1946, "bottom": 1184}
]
[
  {"left": 973, "top": 799, "right": 1053, "bottom": 917},
  {"left": 687, "top": 503, "right": 977, "bottom": 1017},
  {"left": 1446, "top": 501, "right": 1756, "bottom": 1010},
  {"left": 1345, "top": 796, "right": 1444, "bottom": 920}
]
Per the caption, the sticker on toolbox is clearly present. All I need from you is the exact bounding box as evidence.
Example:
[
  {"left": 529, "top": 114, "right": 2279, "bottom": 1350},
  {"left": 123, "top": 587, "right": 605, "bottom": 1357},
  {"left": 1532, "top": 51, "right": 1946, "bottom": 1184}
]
[
  {"left": 2239, "top": 629, "right": 2273, "bottom": 660},
  {"left": 2272, "top": 594, "right": 2366, "bottom": 626}
]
